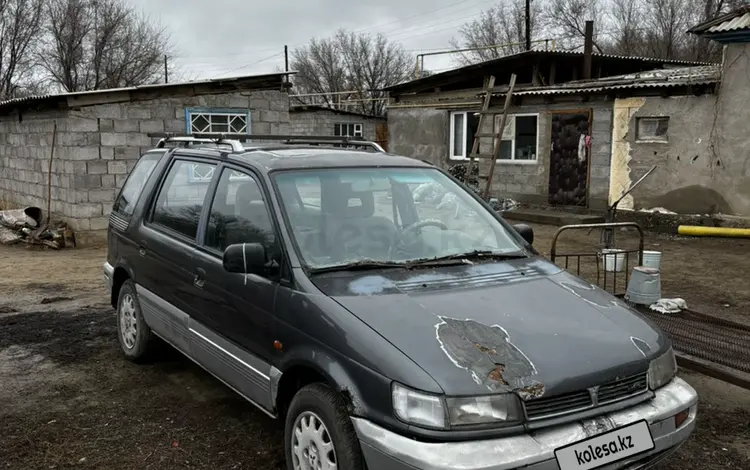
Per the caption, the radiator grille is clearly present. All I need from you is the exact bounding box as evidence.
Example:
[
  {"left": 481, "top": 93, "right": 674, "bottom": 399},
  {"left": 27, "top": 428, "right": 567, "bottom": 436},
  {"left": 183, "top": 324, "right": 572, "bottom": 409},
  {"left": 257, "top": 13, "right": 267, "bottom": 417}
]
[{"left": 523, "top": 373, "right": 649, "bottom": 421}]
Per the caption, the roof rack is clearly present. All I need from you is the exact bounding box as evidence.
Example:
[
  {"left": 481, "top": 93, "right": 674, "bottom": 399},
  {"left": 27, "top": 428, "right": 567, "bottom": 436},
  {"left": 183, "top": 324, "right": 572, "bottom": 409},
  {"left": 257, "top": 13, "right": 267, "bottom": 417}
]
[{"left": 147, "top": 133, "right": 386, "bottom": 153}]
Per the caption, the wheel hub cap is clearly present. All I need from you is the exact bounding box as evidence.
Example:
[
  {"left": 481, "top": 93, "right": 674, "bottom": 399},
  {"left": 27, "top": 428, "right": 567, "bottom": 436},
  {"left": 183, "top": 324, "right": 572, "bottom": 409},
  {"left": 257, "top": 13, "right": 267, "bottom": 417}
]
[
  {"left": 291, "top": 411, "right": 337, "bottom": 470},
  {"left": 119, "top": 293, "right": 137, "bottom": 349}
]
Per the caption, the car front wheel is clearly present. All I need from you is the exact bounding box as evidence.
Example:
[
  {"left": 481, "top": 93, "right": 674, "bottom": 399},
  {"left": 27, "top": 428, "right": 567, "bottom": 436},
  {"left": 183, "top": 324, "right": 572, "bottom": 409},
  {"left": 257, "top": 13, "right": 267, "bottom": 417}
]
[{"left": 284, "top": 383, "right": 365, "bottom": 470}]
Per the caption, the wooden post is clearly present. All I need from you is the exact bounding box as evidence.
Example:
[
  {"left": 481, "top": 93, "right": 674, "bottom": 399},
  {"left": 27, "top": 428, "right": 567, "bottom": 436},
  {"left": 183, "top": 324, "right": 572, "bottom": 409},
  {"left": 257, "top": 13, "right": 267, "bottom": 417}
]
[
  {"left": 46, "top": 121, "right": 58, "bottom": 225},
  {"left": 583, "top": 20, "right": 594, "bottom": 80}
]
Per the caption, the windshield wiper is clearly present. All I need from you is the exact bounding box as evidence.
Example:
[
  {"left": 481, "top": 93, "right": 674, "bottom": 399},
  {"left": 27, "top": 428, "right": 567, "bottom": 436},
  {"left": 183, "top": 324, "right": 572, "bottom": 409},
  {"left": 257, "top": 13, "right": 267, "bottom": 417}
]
[
  {"left": 407, "top": 250, "right": 528, "bottom": 266},
  {"left": 308, "top": 260, "right": 407, "bottom": 274}
]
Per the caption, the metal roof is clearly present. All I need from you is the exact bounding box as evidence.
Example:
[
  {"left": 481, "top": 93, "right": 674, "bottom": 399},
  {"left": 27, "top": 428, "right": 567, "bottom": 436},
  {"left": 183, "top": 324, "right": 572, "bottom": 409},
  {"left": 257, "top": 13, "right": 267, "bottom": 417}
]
[
  {"left": 289, "top": 104, "right": 385, "bottom": 119},
  {"left": 385, "top": 50, "right": 715, "bottom": 95},
  {"left": 488, "top": 65, "right": 720, "bottom": 97},
  {"left": 689, "top": 6, "right": 750, "bottom": 35},
  {"left": 0, "top": 72, "right": 293, "bottom": 113}
]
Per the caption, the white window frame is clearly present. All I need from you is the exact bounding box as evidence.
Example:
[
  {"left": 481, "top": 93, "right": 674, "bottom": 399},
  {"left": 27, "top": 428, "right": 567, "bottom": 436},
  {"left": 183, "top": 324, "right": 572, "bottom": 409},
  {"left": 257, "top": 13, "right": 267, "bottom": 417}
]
[
  {"left": 635, "top": 116, "right": 669, "bottom": 143},
  {"left": 334, "top": 123, "right": 363, "bottom": 138},
  {"left": 495, "top": 113, "right": 540, "bottom": 165},
  {"left": 185, "top": 108, "right": 251, "bottom": 182},
  {"left": 449, "top": 110, "right": 474, "bottom": 161}
]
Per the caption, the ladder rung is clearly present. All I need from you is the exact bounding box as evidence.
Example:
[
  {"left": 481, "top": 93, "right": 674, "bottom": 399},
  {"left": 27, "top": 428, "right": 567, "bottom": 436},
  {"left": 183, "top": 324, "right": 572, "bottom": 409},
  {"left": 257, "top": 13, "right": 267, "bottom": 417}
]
[{"left": 474, "top": 133, "right": 498, "bottom": 138}]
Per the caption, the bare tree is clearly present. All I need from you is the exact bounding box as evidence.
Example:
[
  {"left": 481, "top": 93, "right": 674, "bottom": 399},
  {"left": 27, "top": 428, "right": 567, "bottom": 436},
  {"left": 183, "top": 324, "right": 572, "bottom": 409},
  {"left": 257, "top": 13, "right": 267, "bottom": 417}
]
[
  {"left": 290, "top": 30, "right": 412, "bottom": 116},
  {"left": 449, "top": 1, "right": 545, "bottom": 65},
  {"left": 40, "top": 0, "right": 173, "bottom": 92},
  {"left": 545, "top": 0, "right": 608, "bottom": 52},
  {"left": 0, "top": 0, "right": 45, "bottom": 99},
  {"left": 607, "top": 0, "right": 645, "bottom": 56}
]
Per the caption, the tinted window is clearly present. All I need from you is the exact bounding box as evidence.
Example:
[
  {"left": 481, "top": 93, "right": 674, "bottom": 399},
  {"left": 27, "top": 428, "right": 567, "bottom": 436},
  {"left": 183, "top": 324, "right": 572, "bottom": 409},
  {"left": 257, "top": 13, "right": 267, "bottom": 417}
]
[
  {"left": 112, "top": 153, "right": 160, "bottom": 218},
  {"left": 205, "top": 168, "right": 277, "bottom": 256},
  {"left": 151, "top": 160, "right": 216, "bottom": 239}
]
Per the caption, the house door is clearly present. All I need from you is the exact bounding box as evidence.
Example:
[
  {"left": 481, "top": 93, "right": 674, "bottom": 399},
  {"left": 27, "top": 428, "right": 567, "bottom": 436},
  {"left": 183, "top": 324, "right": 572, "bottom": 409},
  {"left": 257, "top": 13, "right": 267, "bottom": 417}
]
[
  {"left": 548, "top": 110, "right": 592, "bottom": 207},
  {"left": 375, "top": 122, "right": 388, "bottom": 151}
]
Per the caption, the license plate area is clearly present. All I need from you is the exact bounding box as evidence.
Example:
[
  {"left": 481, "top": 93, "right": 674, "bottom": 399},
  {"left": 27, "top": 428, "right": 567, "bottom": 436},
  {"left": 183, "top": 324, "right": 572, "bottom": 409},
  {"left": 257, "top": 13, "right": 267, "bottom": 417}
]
[{"left": 554, "top": 420, "right": 655, "bottom": 470}]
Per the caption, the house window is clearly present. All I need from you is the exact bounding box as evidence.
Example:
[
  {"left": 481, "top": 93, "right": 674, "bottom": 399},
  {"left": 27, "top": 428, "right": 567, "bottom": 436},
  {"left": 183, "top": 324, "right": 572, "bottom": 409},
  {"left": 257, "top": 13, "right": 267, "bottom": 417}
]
[
  {"left": 334, "top": 123, "right": 363, "bottom": 137},
  {"left": 186, "top": 108, "right": 250, "bottom": 134},
  {"left": 636, "top": 117, "right": 669, "bottom": 142},
  {"left": 185, "top": 108, "right": 250, "bottom": 182},
  {"left": 496, "top": 114, "right": 539, "bottom": 162},
  {"left": 449, "top": 111, "right": 480, "bottom": 160}
]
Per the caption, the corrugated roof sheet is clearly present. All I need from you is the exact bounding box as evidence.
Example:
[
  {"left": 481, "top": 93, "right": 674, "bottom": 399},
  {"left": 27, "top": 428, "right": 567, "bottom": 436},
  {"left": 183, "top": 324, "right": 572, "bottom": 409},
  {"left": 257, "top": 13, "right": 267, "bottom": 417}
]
[
  {"left": 0, "top": 72, "right": 292, "bottom": 110},
  {"left": 689, "top": 6, "right": 750, "bottom": 35},
  {"left": 706, "top": 12, "right": 750, "bottom": 32},
  {"left": 489, "top": 65, "right": 720, "bottom": 97}
]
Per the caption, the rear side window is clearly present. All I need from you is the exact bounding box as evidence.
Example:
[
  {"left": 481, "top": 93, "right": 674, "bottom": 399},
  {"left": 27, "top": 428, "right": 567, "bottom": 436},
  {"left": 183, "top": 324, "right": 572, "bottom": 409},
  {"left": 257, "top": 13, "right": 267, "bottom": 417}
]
[
  {"left": 112, "top": 153, "right": 161, "bottom": 218},
  {"left": 150, "top": 160, "right": 217, "bottom": 240}
]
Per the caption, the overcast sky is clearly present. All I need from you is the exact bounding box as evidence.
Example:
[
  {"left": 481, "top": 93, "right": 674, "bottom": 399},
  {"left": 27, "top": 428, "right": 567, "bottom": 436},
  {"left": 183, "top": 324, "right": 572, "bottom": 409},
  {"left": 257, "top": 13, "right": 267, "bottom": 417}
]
[{"left": 126, "top": 0, "right": 497, "bottom": 82}]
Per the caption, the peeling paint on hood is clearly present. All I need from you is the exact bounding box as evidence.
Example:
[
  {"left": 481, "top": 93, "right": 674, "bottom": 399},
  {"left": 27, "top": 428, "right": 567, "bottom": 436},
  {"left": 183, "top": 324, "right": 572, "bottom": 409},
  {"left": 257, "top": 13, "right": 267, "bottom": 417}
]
[{"left": 435, "top": 316, "right": 545, "bottom": 398}]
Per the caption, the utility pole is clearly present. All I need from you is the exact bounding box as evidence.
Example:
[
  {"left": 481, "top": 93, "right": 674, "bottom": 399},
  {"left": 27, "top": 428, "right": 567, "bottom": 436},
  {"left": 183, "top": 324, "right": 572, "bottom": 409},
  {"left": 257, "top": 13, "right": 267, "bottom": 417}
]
[
  {"left": 583, "top": 20, "right": 594, "bottom": 80},
  {"left": 525, "top": 0, "right": 531, "bottom": 51},
  {"left": 284, "top": 45, "right": 289, "bottom": 73},
  {"left": 164, "top": 55, "right": 168, "bottom": 84}
]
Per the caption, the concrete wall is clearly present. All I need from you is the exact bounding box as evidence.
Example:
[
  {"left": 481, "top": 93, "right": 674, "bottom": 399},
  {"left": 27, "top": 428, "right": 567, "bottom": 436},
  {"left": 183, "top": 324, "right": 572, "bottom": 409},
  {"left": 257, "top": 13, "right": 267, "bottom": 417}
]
[
  {"left": 0, "top": 90, "right": 289, "bottom": 245},
  {"left": 615, "top": 43, "right": 750, "bottom": 217},
  {"left": 289, "top": 109, "right": 384, "bottom": 142},
  {"left": 388, "top": 96, "right": 613, "bottom": 209}
]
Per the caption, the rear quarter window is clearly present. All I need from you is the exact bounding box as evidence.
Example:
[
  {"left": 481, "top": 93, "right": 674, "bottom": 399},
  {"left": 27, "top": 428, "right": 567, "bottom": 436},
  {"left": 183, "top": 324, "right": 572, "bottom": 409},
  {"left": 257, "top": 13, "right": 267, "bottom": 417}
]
[{"left": 112, "top": 153, "right": 162, "bottom": 219}]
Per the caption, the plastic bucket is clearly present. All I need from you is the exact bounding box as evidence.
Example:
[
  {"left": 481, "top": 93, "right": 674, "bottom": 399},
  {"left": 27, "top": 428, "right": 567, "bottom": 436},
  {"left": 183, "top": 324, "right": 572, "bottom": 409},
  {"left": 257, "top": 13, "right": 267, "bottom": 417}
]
[
  {"left": 601, "top": 248, "right": 626, "bottom": 273},
  {"left": 625, "top": 267, "right": 662, "bottom": 305},
  {"left": 642, "top": 250, "right": 662, "bottom": 270}
]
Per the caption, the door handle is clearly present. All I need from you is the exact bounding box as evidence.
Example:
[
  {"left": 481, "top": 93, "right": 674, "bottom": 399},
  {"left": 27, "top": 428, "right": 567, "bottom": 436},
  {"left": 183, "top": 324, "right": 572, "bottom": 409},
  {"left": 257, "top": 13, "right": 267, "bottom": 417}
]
[
  {"left": 193, "top": 268, "right": 206, "bottom": 288},
  {"left": 138, "top": 244, "right": 147, "bottom": 257}
]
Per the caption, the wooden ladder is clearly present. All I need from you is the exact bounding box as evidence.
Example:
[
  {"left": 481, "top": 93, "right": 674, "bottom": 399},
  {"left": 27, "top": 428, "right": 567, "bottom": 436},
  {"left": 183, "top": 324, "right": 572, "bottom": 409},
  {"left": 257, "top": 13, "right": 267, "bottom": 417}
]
[{"left": 468, "top": 73, "right": 517, "bottom": 200}]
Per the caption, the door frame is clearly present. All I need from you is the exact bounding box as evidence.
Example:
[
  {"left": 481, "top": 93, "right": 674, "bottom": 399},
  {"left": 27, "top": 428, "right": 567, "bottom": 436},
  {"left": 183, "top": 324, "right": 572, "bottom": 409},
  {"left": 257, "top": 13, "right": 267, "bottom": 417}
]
[{"left": 548, "top": 108, "right": 594, "bottom": 209}]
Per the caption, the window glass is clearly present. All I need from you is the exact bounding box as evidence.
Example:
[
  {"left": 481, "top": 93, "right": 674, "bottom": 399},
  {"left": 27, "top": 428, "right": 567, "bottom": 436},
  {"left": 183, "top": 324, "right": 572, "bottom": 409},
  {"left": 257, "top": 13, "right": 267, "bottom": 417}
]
[
  {"left": 452, "top": 112, "right": 465, "bottom": 158},
  {"left": 204, "top": 168, "right": 278, "bottom": 257},
  {"left": 112, "top": 153, "right": 161, "bottom": 218},
  {"left": 273, "top": 168, "right": 524, "bottom": 270},
  {"left": 188, "top": 109, "right": 248, "bottom": 134},
  {"left": 515, "top": 115, "right": 538, "bottom": 160},
  {"left": 636, "top": 117, "right": 668, "bottom": 141},
  {"left": 151, "top": 160, "right": 216, "bottom": 239}
]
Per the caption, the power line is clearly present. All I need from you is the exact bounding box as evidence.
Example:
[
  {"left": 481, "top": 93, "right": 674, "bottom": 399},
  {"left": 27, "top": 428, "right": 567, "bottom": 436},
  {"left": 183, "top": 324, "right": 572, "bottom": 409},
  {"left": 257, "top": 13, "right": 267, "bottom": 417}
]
[
  {"left": 213, "top": 51, "right": 283, "bottom": 78},
  {"left": 171, "top": 0, "right": 493, "bottom": 61}
]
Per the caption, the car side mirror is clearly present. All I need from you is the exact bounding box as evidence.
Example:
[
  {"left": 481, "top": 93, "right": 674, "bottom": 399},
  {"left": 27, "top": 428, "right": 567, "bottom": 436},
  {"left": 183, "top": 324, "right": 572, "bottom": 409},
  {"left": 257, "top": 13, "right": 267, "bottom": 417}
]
[
  {"left": 223, "top": 243, "right": 266, "bottom": 274},
  {"left": 513, "top": 223, "right": 534, "bottom": 245}
]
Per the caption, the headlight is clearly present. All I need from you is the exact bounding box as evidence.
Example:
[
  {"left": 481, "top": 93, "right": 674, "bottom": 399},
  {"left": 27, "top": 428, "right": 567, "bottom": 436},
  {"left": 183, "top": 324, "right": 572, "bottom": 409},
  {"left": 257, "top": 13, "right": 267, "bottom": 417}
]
[
  {"left": 392, "top": 382, "right": 525, "bottom": 429},
  {"left": 648, "top": 347, "right": 677, "bottom": 390},
  {"left": 392, "top": 383, "right": 447, "bottom": 429},
  {"left": 446, "top": 394, "right": 523, "bottom": 427}
]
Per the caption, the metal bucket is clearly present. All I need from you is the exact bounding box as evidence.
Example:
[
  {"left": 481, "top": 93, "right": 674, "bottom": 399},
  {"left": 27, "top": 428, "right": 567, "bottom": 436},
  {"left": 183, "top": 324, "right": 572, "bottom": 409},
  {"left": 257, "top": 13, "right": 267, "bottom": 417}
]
[{"left": 625, "top": 267, "right": 662, "bottom": 305}]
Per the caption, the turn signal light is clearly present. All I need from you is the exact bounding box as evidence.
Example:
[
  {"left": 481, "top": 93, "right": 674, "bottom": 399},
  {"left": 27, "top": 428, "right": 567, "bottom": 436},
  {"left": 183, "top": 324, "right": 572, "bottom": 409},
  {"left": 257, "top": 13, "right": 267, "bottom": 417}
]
[{"left": 674, "top": 409, "right": 689, "bottom": 429}]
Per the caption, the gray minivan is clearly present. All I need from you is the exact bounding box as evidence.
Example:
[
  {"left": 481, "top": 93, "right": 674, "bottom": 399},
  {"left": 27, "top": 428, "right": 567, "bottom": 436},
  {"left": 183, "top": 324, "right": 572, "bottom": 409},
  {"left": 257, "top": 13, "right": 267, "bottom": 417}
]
[{"left": 104, "top": 137, "right": 698, "bottom": 470}]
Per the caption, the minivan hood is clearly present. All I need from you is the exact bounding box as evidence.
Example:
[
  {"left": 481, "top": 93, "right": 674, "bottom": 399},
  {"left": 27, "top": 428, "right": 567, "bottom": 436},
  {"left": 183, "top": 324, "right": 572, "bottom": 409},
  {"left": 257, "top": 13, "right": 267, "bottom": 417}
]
[{"left": 312, "top": 257, "right": 668, "bottom": 399}]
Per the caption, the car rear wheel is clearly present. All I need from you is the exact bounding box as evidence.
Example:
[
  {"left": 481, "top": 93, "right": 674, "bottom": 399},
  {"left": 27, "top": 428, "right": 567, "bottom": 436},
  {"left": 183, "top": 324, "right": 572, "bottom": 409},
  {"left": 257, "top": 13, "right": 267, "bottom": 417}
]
[
  {"left": 116, "top": 280, "right": 157, "bottom": 362},
  {"left": 284, "top": 383, "right": 365, "bottom": 470}
]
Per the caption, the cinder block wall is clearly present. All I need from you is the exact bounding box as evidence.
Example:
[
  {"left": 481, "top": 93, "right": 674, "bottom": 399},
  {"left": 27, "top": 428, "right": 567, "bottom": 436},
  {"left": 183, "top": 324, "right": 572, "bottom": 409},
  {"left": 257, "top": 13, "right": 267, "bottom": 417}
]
[
  {"left": 0, "top": 90, "right": 290, "bottom": 246},
  {"left": 289, "top": 109, "right": 383, "bottom": 142}
]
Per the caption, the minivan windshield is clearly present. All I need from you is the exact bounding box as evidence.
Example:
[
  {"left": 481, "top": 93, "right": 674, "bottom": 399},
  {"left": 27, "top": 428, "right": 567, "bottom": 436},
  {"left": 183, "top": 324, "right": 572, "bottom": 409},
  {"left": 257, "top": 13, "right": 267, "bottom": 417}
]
[{"left": 273, "top": 167, "right": 525, "bottom": 270}]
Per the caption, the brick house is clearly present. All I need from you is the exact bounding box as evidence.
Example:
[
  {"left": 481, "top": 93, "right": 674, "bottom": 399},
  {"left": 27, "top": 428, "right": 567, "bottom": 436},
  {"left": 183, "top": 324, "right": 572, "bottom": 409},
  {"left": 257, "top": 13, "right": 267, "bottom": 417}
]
[
  {"left": 0, "top": 73, "right": 291, "bottom": 245},
  {"left": 289, "top": 104, "right": 388, "bottom": 149}
]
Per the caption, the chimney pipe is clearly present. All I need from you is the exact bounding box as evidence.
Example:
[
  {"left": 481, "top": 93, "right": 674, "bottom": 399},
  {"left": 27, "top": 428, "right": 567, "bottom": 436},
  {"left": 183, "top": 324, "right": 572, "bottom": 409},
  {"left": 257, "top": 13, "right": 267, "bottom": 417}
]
[{"left": 583, "top": 20, "right": 594, "bottom": 80}]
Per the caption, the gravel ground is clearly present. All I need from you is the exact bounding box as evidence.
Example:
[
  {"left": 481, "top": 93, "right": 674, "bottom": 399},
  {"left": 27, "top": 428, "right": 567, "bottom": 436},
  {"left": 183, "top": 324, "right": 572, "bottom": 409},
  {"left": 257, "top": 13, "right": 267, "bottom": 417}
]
[{"left": 0, "top": 225, "right": 749, "bottom": 469}]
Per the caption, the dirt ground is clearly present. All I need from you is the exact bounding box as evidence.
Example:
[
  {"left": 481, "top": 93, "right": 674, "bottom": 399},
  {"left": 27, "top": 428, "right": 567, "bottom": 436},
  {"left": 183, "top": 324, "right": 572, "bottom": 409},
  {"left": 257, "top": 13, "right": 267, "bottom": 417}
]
[{"left": 1, "top": 224, "right": 749, "bottom": 469}]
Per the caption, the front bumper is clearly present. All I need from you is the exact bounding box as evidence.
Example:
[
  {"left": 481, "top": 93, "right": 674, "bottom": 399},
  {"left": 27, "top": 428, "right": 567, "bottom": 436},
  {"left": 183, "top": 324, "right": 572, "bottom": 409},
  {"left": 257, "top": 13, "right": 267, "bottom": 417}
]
[
  {"left": 353, "top": 376, "right": 698, "bottom": 470},
  {"left": 103, "top": 262, "right": 114, "bottom": 294}
]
